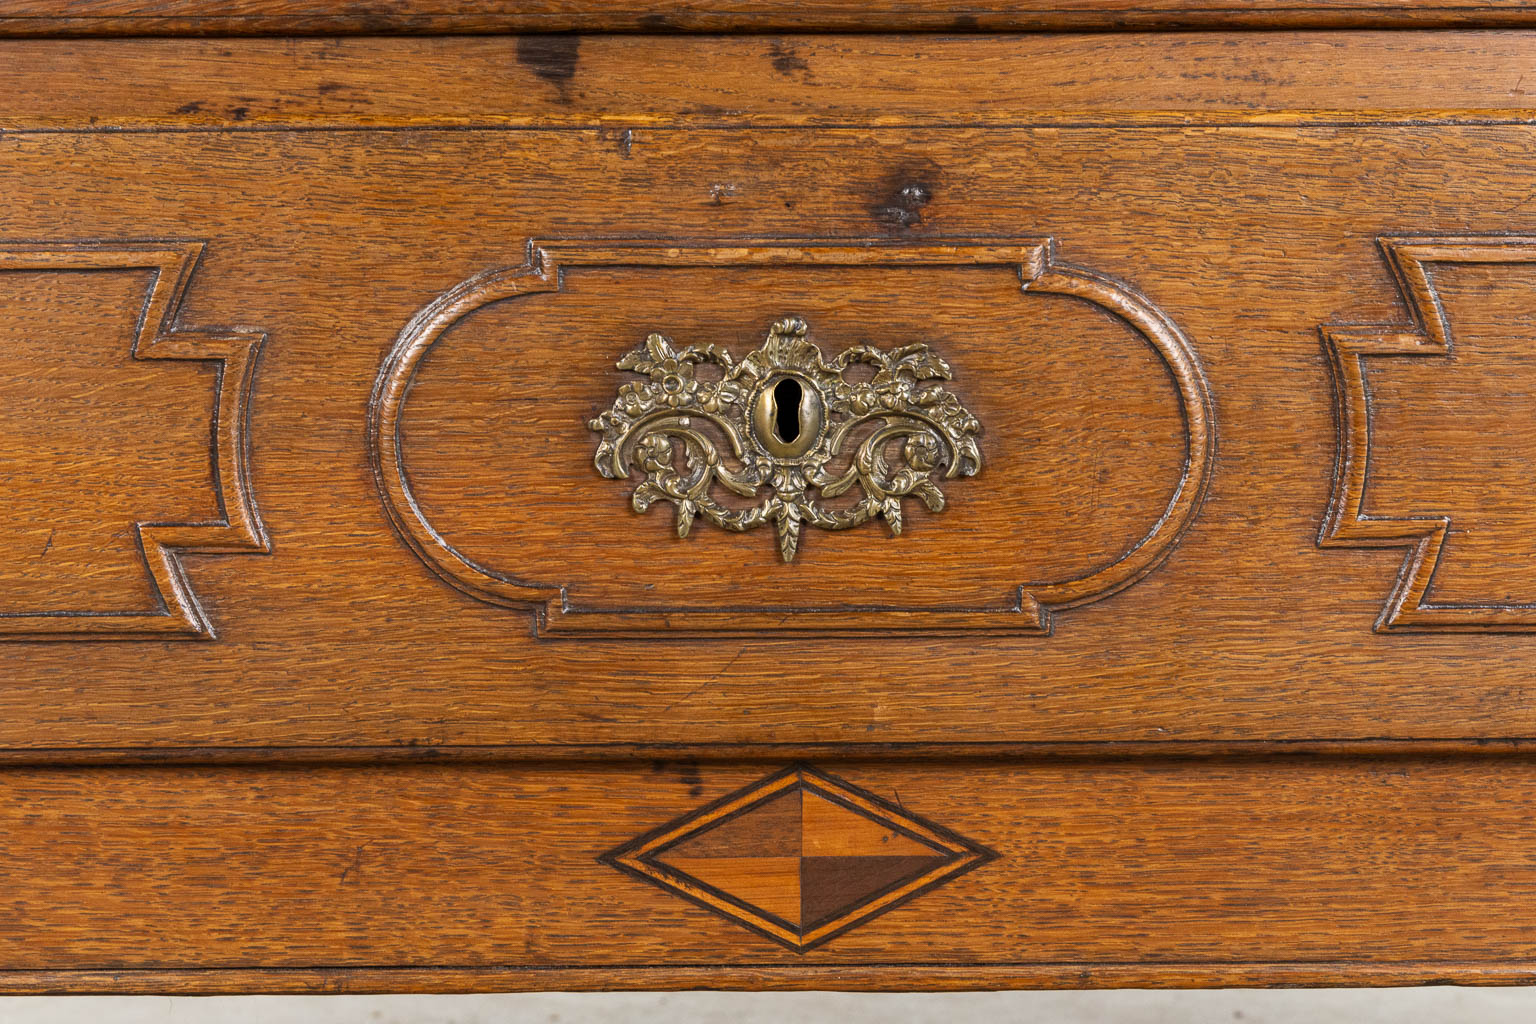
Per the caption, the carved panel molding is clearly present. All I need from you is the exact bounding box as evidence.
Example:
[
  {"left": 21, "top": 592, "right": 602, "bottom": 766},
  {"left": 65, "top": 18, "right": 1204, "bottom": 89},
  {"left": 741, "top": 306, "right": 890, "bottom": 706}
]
[
  {"left": 1321, "top": 236, "right": 1536, "bottom": 631},
  {"left": 369, "top": 239, "right": 1216, "bottom": 638},
  {"left": 0, "top": 242, "right": 268, "bottom": 640}
]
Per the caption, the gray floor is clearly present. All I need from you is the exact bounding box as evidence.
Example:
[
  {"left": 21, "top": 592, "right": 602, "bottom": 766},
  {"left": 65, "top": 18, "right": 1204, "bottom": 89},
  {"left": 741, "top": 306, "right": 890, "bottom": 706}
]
[{"left": 4, "top": 990, "right": 1536, "bottom": 1022}]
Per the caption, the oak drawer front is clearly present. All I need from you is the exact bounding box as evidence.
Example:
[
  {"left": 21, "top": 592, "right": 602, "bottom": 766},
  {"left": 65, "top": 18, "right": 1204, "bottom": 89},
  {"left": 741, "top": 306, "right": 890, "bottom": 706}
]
[
  {"left": 0, "top": 757, "right": 1530, "bottom": 992},
  {"left": 5, "top": 30, "right": 1536, "bottom": 990}
]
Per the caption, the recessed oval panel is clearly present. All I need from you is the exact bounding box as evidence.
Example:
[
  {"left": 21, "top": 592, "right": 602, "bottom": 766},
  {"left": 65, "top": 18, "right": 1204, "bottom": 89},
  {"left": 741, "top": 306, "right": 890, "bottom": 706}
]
[{"left": 373, "top": 240, "right": 1213, "bottom": 636}]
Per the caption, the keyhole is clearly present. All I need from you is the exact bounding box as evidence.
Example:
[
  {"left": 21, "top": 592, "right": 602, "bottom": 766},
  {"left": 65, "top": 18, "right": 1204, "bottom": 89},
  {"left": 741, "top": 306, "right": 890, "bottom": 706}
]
[
  {"left": 751, "top": 373, "right": 823, "bottom": 458},
  {"left": 773, "top": 377, "right": 803, "bottom": 443}
]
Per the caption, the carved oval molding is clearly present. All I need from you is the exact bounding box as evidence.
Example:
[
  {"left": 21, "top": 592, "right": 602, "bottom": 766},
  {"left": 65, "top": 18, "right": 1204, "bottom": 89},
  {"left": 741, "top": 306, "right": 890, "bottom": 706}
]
[{"left": 368, "top": 239, "right": 1215, "bottom": 638}]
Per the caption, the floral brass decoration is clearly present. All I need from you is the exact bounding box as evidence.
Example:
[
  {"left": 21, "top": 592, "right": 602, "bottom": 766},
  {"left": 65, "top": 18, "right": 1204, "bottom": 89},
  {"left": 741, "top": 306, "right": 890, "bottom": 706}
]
[{"left": 589, "top": 317, "right": 982, "bottom": 562}]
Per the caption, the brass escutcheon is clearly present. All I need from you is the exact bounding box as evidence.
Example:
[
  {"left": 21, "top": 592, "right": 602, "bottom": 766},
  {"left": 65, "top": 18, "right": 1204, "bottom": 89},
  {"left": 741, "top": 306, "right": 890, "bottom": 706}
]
[{"left": 589, "top": 317, "right": 982, "bottom": 562}]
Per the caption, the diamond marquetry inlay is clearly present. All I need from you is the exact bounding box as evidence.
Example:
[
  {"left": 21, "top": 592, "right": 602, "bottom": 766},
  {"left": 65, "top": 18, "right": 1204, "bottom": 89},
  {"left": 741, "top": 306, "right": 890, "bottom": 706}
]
[{"left": 600, "top": 765, "right": 996, "bottom": 951}]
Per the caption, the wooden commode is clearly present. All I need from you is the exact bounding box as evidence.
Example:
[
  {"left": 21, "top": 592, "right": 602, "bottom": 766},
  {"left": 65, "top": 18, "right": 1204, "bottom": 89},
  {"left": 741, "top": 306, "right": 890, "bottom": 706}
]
[{"left": 3, "top": 0, "right": 1536, "bottom": 992}]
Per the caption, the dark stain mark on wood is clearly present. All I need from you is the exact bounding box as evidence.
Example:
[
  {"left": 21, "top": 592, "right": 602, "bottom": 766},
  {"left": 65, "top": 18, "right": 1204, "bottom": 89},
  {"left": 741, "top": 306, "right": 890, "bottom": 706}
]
[
  {"left": 768, "top": 41, "right": 812, "bottom": 79},
  {"left": 517, "top": 35, "right": 581, "bottom": 100},
  {"left": 337, "top": 840, "right": 375, "bottom": 886},
  {"left": 870, "top": 164, "right": 942, "bottom": 230},
  {"left": 172, "top": 101, "right": 203, "bottom": 115},
  {"left": 597, "top": 126, "right": 634, "bottom": 157},
  {"left": 680, "top": 761, "right": 704, "bottom": 798}
]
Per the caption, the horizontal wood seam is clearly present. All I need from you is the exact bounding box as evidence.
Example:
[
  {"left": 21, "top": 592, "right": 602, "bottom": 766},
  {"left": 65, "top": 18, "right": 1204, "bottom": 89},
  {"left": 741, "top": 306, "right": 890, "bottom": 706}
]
[
  {"left": 12, "top": 10, "right": 1536, "bottom": 36},
  {"left": 10, "top": 119, "right": 1536, "bottom": 134},
  {"left": 3, "top": 739, "right": 1536, "bottom": 765},
  {"left": 0, "top": 960, "right": 1532, "bottom": 994}
]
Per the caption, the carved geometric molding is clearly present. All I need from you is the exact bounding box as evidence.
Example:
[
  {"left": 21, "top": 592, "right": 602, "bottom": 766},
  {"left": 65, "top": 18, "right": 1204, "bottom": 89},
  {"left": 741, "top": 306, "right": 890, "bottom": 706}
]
[
  {"left": 0, "top": 242, "right": 268, "bottom": 640},
  {"left": 1321, "top": 236, "right": 1536, "bottom": 632},
  {"left": 369, "top": 239, "right": 1216, "bottom": 638},
  {"left": 599, "top": 764, "right": 996, "bottom": 952}
]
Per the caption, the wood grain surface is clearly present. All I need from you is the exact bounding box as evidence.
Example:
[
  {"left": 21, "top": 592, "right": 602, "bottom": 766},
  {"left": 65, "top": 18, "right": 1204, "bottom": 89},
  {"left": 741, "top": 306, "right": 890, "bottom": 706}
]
[
  {"left": 7, "top": 28, "right": 1536, "bottom": 991},
  {"left": 4, "top": 33, "right": 1536, "bottom": 130}
]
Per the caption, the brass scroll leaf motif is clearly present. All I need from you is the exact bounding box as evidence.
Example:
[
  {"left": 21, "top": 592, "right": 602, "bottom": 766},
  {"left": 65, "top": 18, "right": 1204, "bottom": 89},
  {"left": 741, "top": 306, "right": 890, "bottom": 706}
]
[{"left": 589, "top": 317, "right": 983, "bottom": 562}]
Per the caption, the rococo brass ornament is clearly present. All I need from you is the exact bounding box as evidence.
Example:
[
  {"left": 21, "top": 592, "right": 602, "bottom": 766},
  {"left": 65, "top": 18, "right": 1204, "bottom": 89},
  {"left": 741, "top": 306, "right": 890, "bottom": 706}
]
[{"left": 589, "top": 317, "right": 982, "bottom": 562}]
